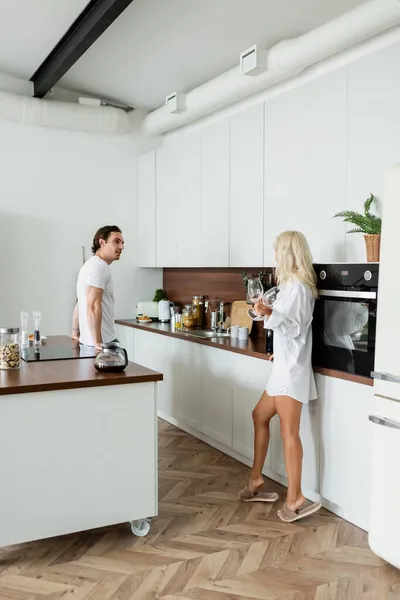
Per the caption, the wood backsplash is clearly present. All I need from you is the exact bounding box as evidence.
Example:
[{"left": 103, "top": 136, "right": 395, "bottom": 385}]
[{"left": 163, "top": 267, "right": 274, "bottom": 338}]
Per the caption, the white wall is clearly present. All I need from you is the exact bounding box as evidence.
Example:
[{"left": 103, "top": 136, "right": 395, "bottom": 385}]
[{"left": 0, "top": 118, "right": 162, "bottom": 335}]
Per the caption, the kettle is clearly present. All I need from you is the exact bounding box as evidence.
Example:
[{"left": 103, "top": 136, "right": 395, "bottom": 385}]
[
  {"left": 158, "top": 300, "right": 175, "bottom": 323},
  {"left": 94, "top": 341, "right": 128, "bottom": 373}
]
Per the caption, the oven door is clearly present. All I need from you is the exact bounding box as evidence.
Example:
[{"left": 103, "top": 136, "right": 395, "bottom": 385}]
[{"left": 312, "top": 290, "right": 377, "bottom": 377}]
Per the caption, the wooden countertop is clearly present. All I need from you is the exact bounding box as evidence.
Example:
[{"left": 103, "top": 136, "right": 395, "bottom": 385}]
[
  {"left": 0, "top": 336, "right": 163, "bottom": 396},
  {"left": 116, "top": 320, "right": 373, "bottom": 387}
]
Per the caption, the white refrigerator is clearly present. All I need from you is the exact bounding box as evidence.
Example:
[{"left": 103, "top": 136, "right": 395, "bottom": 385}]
[{"left": 369, "top": 164, "right": 400, "bottom": 569}]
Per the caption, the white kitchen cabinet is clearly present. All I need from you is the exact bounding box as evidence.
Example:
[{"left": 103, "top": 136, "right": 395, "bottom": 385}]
[
  {"left": 137, "top": 150, "right": 156, "bottom": 267},
  {"left": 317, "top": 374, "right": 371, "bottom": 530},
  {"left": 133, "top": 328, "right": 178, "bottom": 418},
  {"left": 115, "top": 323, "right": 134, "bottom": 360},
  {"left": 231, "top": 353, "right": 272, "bottom": 467},
  {"left": 200, "top": 120, "right": 230, "bottom": 266},
  {"left": 269, "top": 394, "right": 320, "bottom": 495},
  {"left": 174, "top": 338, "right": 202, "bottom": 430},
  {"left": 155, "top": 136, "right": 201, "bottom": 267},
  {"left": 264, "top": 68, "right": 347, "bottom": 265},
  {"left": 230, "top": 105, "right": 264, "bottom": 267},
  {"left": 346, "top": 43, "right": 400, "bottom": 262},
  {"left": 201, "top": 346, "right": 233, "bottom": 447}
]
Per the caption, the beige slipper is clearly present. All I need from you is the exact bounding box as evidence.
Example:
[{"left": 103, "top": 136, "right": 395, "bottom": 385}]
[
  {"left": 237, "top": 486, "right": 279, "bottom": 503},
  {"left": 277, "top": 500, "right": 322, "bottom": 522}
]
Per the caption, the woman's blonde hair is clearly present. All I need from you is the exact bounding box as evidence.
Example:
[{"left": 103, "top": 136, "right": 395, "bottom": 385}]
[{"left": 274, "top": 231, "right": 318, "bottom": 298}]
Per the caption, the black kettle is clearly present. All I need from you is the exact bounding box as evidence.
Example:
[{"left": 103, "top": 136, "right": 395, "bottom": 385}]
[{"left": 94, "top": 341, "right": 128, "bottom": 373}]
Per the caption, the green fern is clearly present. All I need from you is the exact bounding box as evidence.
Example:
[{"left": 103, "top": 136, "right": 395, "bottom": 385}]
[{"left": 333, "top": 194, "right": 381, "bottom": 235}]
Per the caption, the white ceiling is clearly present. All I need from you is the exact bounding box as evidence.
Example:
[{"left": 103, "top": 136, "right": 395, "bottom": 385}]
[
  {"left": 0, "top": 0, "right": 367, "bottom": 110},
  {"left": 0, "top": 0, "right": 90, "bottom": 79}
]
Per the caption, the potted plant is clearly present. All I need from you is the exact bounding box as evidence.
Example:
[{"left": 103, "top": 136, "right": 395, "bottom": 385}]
[{"left": 333, "top": 193, "right": 382, "bottom": 262}]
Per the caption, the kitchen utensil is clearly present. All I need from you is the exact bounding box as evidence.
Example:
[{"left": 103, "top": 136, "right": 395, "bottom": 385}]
[
  {"left": 227, "top": 325, "right": 240, "bottom": 339},
  {"left": 136, "top": 301, "right": 159, "bottom": 319},
  {"left": 238, "top": 326, "right": 249, "bottom": 341},
  {"left": 94, "top": 341, "right": 128, "bottom": 373},
  {"left": 247, "top": 277, "right": 264, "bottom": 304},
  {"left": 158, "top": 300, "right": 175, "bottom": 323},
  {"left": 230, "top": 301, "right": 253, "bottom": 333},
  {"left": 33, "top": 310, "right": 42, "bottom": 347}
]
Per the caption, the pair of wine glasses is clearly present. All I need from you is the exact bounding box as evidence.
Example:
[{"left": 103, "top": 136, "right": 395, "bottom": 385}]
[{"left": 247, "top": 277, "right": 279, "bottom": 321}]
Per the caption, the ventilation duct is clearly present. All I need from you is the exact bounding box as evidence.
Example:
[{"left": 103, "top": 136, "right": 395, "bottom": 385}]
[
  {"left": 0, "top": 89, "right": 131, "bottom": 135},
  {"left": 143, "top": 0, "right": 400, "bottom": 136}
]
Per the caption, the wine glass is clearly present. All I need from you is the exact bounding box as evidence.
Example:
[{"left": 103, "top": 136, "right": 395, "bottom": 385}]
[
  {"left": 247, "top": 277, "right": 263, "bottom": 304},
  {"left": 262, "top": 286, "right": 280, "bottom": 307}
]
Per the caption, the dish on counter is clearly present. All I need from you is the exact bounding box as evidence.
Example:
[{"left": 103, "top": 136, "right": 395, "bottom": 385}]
[{"left": 137, "top": 316, "right": 152, "bottom": 323}]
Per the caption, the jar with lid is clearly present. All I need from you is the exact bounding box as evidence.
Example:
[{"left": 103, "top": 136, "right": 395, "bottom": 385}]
[
  {"left": 192, "top": 295, "right": 204, "bottom": 327},
  {"left": 0, "top": 327, "right": 21, "bottom": 370},
  {"left": 182, "top": 304, "right": 195, "bottom": 328}
]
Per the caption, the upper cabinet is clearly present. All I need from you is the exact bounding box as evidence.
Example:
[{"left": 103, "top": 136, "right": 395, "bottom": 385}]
[
  {"left": 200, "top": 120, "right": 230, "bottom": 267},
  {"left": 230, "top": 105, "right": 264, "bottom": 267},
  {"left": 263, "top": 69, "right": 347, "bottom": 265},
  {"left": 137, "top": 150, "right": 156, "bottom": 268}
]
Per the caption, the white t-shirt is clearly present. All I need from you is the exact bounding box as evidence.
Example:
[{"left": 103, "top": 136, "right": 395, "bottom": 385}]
[{"left": 77, "top": 256, "right": 116, "bottom": 346}]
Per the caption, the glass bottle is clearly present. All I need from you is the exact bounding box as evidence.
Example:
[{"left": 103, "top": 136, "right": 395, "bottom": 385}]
[
  {"left": 20, "top": 310, "right": 29, "bottom": 348},
  {"left": 0, "top": 327, "right": 21, "bottom": 370},
  {"left": 182, "top": 304, "right": 195, "bottom": 328},
  {"left": 192, "top": 296, "right": 204, "bottom": 327},
  {"left": 33, "top": 310, "right": 42, "bottom": 347}
]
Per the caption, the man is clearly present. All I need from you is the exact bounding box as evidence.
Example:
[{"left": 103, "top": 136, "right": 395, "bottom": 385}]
[{"left": 72, "top": 225, "right": 124, "bottom": 349}]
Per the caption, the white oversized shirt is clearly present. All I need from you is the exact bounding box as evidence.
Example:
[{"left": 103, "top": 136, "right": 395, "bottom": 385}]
[
  {"left": 77, "top": 256, "right": 116, "bottom": 347},
  {"left": 264, "top": 279, "right": 317, "bottom": 404}
]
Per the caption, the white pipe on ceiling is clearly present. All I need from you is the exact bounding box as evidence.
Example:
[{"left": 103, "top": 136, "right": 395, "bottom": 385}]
[
  {"left": 0, "top": 89, "right": 131, "bottom": 135},
  {"left": 143, "top": 0, "right": 400, "bottom": 136}
]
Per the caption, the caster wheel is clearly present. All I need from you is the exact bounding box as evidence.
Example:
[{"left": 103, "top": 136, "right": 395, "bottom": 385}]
[{"left": 130, "top": 518, "right": 151, "bottom": 537}]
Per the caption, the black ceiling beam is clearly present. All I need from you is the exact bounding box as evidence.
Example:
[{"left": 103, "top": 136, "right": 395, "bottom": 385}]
[{"left": 31, "top": 0, "right": 134, "bottom": 98}]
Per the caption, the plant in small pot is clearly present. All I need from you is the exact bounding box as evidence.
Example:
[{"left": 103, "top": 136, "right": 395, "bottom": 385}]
[{"left": 333, "top": 193, "right": 382, "bottom": 262}]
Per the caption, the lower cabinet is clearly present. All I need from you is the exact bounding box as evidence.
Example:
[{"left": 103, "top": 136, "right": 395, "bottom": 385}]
[
  {"left": 120, "top": 325, "right": 372, "bottom": 529},
  {"left": 201, "top": 346, "right": 233, "bottom": 447},
  {"left": 174, "top": 339, "right": 202, "bottom": 430},
  {"left": 231, "top": 353, "right": 272, "bottom": 467}
]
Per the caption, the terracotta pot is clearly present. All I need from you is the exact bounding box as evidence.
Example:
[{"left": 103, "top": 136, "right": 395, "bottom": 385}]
[{"left": 364, "top": 234, "right": 381, "bottom": 262}]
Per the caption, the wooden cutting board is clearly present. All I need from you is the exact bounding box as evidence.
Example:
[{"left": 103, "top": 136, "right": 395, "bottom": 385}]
[{"left": 230, "top": 301, "right": 253, "bottom": 332}]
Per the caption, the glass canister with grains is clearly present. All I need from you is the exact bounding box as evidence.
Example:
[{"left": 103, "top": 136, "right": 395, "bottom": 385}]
[{"left": 0, "top": 327, "right": 21, "bottom": 370}]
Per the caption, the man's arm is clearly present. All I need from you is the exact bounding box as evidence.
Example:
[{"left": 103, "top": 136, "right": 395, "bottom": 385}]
[
  {"left": 86, "top": 286, "right": 104, "bottom": 348},
  {"left": 71, "top": 301, "right": 80, "bottom": 340}
]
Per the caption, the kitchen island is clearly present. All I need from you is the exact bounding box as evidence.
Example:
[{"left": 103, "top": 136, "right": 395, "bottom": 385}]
[{"left": 0, "top": 336, "right": 163, "bottom": 548}]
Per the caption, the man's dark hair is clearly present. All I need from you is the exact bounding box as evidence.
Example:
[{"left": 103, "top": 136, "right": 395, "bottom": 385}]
[{"left": 91, "top": 225, "right": 122, "bottom": 254}]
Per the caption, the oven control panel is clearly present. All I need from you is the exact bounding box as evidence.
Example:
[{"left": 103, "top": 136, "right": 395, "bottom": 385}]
[{"left": 314, "top": 263, "right": 379, "bottom": 290}]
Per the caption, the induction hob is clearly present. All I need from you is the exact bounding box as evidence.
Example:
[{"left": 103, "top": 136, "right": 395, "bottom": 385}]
[{"left": 21, "top": 345, "right": 97, "bottom": 362}]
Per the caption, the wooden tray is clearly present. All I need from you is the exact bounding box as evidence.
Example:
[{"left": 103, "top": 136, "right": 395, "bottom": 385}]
[{"left": 230, "top": 301, "right": 253, "bottom": 333}]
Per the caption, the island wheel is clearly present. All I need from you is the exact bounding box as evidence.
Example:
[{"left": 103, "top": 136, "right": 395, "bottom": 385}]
[{"left": 130, "top": 518, "right": 151, "bottom": 537}]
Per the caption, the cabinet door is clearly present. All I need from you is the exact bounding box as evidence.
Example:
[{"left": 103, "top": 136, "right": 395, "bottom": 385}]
[
  {"left": 231, "top": 353, "right": 272, "bottom": 466},
  {"left": 175, "top": 339, "right": 202, "bottom": 430},
  {"left": 264, "top": 68, "right": 347, "bottom": 265},
  {"left": 201, "top": 346, "right": 232, "bottom": 447},
  {"left": 230, "top": 104, "right": 264, "bottom": 267},
  {"left": 114, "top": 324, "right": 134, "bottom": 361},
  {"left": 137, "top": 150, "right": 156, "bottom": 267},
  {"left": 156, "top": 145, "right": 179, "bottom": 267},
  {"left": 200, "top": 120, "right": 230, "bottom": 267},
  {"left": 270, "top": 396, "right": 320, "bottom": 494},
  {"left": 133, "top": 329, "right": 177, "bottom": 418},
  {"left": 317, "top": 374, "right": 371, "bottom": 527}
]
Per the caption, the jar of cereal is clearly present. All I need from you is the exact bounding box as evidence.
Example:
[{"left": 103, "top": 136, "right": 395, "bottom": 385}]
[{"left": 0, "top": 327, "right": 20, "bottom": 370}]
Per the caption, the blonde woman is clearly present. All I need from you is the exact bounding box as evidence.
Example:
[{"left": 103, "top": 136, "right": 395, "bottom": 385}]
[{"left": 238, "top": 231, "right": 321, "bottom": 522}]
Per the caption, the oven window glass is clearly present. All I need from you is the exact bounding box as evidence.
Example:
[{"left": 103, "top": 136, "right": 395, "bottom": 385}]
[{"left": 323, "top": 300, "right": 369, "bottom": 353}]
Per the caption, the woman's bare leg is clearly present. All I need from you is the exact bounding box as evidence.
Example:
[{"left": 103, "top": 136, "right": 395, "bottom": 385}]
[
  {"left": 248, "top": 391, "right": 277, "bottom": 492},
  {"left": 275, "top": 395, "right": 305, "bottom": 511}
]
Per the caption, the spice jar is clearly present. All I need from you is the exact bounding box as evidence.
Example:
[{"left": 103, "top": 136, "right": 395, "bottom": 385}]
[
  {"left": 0, "top": 327, "right": 21, "bottom": 370},
  {"left": 192, "top": 295, "right": 204, "bottom": 327},
  {"left": 182, "top": 304, "right": 195, "bottom": 328}
]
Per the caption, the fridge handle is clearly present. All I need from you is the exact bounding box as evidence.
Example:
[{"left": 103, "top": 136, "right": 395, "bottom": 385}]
[
  {"left": 371, "top": 371, "right": 400, "bottom": 384},
  {"left": 369, "top": 415, "right": 400, "bottom": 430}
]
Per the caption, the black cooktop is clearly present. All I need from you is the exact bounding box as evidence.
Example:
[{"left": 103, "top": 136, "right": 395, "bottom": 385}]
[{"left": 21, "top": 345, "right": 97, "bottom": 362}]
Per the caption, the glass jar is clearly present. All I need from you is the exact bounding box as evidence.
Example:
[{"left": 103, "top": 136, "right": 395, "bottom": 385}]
[
  {"left": 182, "top": 304, "right": 195, "bottom": 328},
  {"left": 0, "top": 327, "right": 21, "bottom": 370},
  {"left": 192, "top": 295, "right": 204, "bottom": 327}
]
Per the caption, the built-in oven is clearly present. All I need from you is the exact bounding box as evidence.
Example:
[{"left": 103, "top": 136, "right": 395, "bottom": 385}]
[{"left": 312, "top": 263, "right": 379, "bottom": 378}]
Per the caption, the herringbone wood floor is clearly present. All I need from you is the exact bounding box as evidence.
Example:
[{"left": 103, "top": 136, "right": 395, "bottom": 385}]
[{"left": 0, "top": 419, "right": 399, "bottom": 600}]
